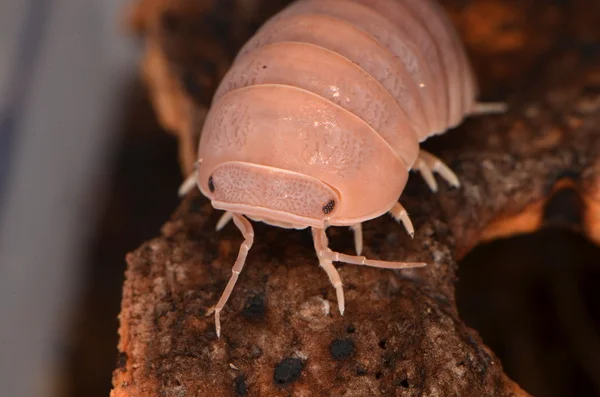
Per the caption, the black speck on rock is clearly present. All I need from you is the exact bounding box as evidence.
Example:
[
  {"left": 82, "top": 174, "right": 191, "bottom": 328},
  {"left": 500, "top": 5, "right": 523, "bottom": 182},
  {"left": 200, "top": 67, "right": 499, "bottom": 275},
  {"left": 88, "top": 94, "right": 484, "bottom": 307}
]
[
  {"left": 274, "top": 358, "right": 303, "bottom": 385},
  {"left": 242, "top": 295, "right": 265, "bottom": 319},
  {"left": 329, "top": 338, "right": 355, "bottom": 360},
  {"left": 116, "top": 352, "right": 128, "bottom": 371},
  {"left": 356, "top": 364, "right": 367, "bottom": 376},
  {"left": 234, "top": 375, "right": 248, "bottom": 395}
]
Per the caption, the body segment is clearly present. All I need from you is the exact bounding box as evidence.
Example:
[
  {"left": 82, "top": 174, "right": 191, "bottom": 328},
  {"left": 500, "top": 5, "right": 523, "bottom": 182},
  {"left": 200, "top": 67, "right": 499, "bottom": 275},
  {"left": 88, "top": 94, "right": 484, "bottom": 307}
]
[{"left": 198, "top": 84, "right": 408, "bottom": 225}]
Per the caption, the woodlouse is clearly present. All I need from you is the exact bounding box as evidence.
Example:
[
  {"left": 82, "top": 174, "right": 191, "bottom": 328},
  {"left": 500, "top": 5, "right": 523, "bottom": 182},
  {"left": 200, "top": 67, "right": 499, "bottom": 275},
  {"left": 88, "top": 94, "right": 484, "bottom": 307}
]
[{"left": 179, "top": 0, "right": 506, "bottom": 337}]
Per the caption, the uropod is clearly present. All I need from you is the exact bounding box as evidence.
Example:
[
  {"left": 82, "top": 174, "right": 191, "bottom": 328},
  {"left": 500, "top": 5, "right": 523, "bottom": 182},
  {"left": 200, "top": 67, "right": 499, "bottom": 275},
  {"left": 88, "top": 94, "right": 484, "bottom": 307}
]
[{"left": 179, "top": 0, "right": 506, "bottom": 337}]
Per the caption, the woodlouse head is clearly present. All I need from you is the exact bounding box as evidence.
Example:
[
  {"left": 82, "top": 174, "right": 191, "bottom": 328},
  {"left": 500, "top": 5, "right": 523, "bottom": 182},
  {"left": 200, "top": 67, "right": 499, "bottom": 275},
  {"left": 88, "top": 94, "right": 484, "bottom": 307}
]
[{"left": 199, "top": 161, "right": 340, "bottom": 228}]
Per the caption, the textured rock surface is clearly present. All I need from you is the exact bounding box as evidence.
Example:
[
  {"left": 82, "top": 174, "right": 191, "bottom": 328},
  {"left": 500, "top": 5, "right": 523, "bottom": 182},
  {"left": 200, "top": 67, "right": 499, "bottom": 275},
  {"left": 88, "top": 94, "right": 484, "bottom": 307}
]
[{"left": 112, "top": 0, "right": 599, "bottom": 396}]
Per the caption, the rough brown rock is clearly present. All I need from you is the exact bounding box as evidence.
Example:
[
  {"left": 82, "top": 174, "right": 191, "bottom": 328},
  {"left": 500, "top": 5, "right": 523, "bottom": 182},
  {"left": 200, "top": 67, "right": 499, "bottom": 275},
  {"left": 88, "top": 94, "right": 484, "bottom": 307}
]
[{"left": 112, "top": 0, "right": 600, "bottom": 396}]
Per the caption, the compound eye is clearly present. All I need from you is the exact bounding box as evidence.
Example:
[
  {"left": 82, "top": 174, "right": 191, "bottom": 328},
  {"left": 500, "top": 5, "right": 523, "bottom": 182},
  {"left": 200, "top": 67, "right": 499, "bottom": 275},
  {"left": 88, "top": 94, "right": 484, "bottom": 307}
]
[
  {"left": 208, "top": 175, "right": 215, "bottom": 192},
  {"left": 322, "top": 199, "right": 335, "bottom": 214}
]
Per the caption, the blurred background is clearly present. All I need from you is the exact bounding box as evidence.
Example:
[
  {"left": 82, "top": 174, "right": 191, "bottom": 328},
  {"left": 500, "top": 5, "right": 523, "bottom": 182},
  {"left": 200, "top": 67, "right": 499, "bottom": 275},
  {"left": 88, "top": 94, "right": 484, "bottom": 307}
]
[
  {"left": 0, "top": 1, "right": 181, "bottom": 396},
  {"left": 0, "top": 1, "right": 598, "bottom": 397}
]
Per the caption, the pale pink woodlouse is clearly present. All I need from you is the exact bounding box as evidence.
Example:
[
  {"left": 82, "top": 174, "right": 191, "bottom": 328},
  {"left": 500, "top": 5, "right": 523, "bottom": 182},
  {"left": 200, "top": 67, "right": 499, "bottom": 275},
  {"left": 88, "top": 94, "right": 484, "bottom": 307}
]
[{"left": 178, "top": 0, "right": 507, "bottom": 337}]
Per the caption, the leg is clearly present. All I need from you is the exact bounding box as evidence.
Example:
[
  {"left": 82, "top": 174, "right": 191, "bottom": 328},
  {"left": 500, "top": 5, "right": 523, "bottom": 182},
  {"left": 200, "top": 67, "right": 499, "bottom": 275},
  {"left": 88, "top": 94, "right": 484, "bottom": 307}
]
[
  {"left": 414, "top": 153, "right": 438, "bottom": 192},
  {"left": 216, "top": 211, "right": 234, "bottom": 231},
  {"left": 471, "top": 102, "right": 508, "bottom": 116},
  {"left": 214, "top": 214, "right": 255, "bottom": 337},
  {"left": 313, "top": 228, "right": 426, "bottom": 270},
  {"left": 312, "top": 228, "right": 345, "bottom": 315},
  {"left": 389, "top": 202, "right": 414, "bottom": 238},
  {"left": 350, "top": 223, "right": 363, "bottom": 255},
  {"left": 178, "top": 169, "right": 198, "bottom": 197},
  {"left": 415, "top": 150, "right": 460, "bottom": 191}
]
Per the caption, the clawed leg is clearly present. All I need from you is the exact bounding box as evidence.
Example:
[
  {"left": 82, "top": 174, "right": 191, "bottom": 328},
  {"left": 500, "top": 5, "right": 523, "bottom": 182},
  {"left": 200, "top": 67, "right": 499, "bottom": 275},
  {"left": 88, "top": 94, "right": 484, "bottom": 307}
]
[
  {"left": 350, "top": 205, "right": 414, "bottom": 256},
  {"left": 313, "top": 228, "right": 426, "bottom": 269},
  {"left": 389, "top": 202, "right": 415, "bottom": 238},
  {"left": 313, "top": 228, "right": 345, "bottom": 315},
  {"left": 415, "top": 152, "right": 438, "bottom": 192},
  {"left": 471, "top": 102, "right": 508, "bottom": 116},
  {"left": 415, "top": 150, "right": 460, "bottom": 192},
  {"left": 178, "top": 169, "right": 198, "bottom": 197},
  {"left": 214, "top": 214, "right": 254, "bottom": 337},
  {"left": 312, "top": 227, "right": 426, "bottom": 315}
]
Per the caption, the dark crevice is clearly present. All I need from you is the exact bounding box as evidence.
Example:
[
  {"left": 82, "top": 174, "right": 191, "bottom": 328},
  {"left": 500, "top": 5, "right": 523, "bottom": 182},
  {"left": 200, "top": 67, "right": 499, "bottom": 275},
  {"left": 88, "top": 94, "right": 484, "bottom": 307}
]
[{"left": 457, "top": 228, "right": 600, "bottom": 397}]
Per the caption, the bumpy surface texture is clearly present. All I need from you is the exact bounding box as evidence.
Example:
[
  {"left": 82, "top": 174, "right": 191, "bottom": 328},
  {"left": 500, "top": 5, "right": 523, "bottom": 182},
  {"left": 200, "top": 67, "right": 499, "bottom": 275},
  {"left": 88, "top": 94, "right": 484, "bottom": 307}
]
[
  {"left": 210, "top": 162, "right": 339, "bottom": 221},
  {"left": 114, "top": 0, "right": 600, "bottom": 396}
]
